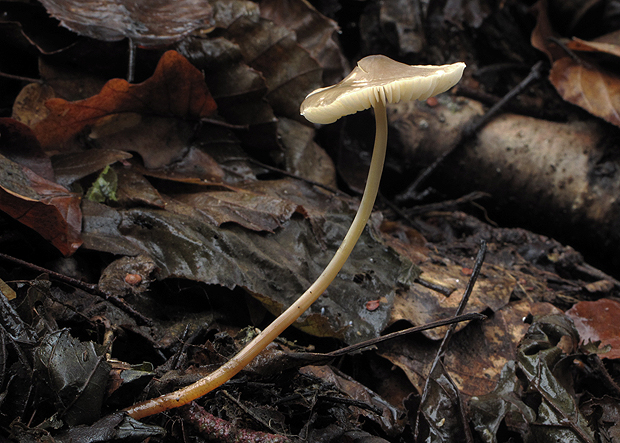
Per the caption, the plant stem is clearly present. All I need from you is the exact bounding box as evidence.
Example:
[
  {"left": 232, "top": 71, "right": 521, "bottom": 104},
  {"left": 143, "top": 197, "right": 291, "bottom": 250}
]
[{"left": 125, "top": 101, "right": 388, "bottom": 419}]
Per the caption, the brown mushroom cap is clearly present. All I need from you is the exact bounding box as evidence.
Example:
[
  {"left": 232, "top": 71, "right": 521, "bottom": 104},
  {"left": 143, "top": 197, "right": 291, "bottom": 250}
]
[{"left": 300, "top": 55, "right": 466, "bottom": 124}]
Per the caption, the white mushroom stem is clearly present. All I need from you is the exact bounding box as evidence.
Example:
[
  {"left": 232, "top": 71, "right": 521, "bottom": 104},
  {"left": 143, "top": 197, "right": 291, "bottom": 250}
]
[{"left": 125, "top": 100, "right": 388, "bottom": 420}]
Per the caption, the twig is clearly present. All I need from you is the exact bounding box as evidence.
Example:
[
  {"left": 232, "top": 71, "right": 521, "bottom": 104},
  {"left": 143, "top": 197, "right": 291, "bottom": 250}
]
[
  {"left": 414, "top": 240, "right": 487, "bottom": 441},
  {"left": 221, "top": 157, "right": 345, "bottom": 196},
  {"left": 181, "top": 401, "right": 292, "bottom": 443},
  {"left": 325, "top": 312, "right": 485, "bottom": 359},
  {"left": 221, "top": 390, "right": 287, "bottom": 436},
  {"left": 0, "top": 252, "right": 153, "bottom": 326},
  {"left": 403, "top": 191, "right": 490, "bottom": 215},
  {"left": 0, "top": 72, "right": 43, "bottom": 83},
  {"left": 127, "top": 39, "right": 135, "bottom": 83}
]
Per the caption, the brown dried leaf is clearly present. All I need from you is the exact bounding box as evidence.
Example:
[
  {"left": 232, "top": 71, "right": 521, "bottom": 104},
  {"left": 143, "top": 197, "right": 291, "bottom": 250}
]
[
  {"left": 33, "top": 51, "right": 217, "bottom": 154},
  {"left": 567, "top": 33, "right": 620, "bottom": 58},
  {"left": 259, "top": 0, "right": 347, "bottom": 84},
  {"left": 379, "top": 300, "right": 562, "bottom": 396},
  {"left": 549, "top": 57, "right": 620, "bottom": 127},
  {"left": 224, "top": 15, "right": 322, "bottom": 119},
  {"left": 566, "top": 298, "right": 620, "bottom": 359},
  {"left": 38, "top": 0, "right": 214, "bottom": 46},
  {"left": 390, "top": 258, "right": 515, "bottom": 340},
  {"left": 170, "top": 188, "right": 300, "bottom": 233},
  {"left": 0, "top": 155, "right": 82, "bottom": 256}
]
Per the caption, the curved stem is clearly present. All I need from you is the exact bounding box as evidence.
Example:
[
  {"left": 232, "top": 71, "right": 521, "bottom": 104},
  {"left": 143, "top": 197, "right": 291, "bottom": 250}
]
[{"left": 125, "top": 102, "right": 388, "bottom": 419}]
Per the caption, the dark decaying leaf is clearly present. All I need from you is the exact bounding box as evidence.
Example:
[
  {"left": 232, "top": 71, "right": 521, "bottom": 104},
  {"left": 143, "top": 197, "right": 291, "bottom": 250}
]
[
  {"left": 54, "top": 412, "right": 165, "bottom": 443},
  {"left": 170, "top": 187, "right": 300, "bottom": 233},
  {"left": 379, "top": 300, "right": 562, "bottom": 399},
  {"left": 0, "top": 154, "right": 82, "bottom": 256},
  {"left": 175, "top": 36, "right": 281, "bottom": 153},
  {"left": 581, "top": 396, "right": 620, "bottom": 442},
  {"left": 259, "top": 0, "right": 348, "bottom": 84},
  {"left": 0, "top": 118, "right": 54, "bottom": 181},
  {"left": 32, "top": 51, "right": 217, "bottom": 157},
  {"left": 38, "top": 0, "right": 214, "bottom": 46},
  {"left": 469, "top": 360, "right": 536, "bottom": 443},
  {"left": 566, "top": 298, "right": 620, "bottom": 359},
  {"left": 415, "top": 361, "right": 469, "bottom": 443},
  {"left": 51, "top": 149, "right": 133, "bottom": 188},
  {"left": 469, "top": 315, "right": 594, "bottom": 443},
  {"left": 300, "top": 365, "right": 402, "bottom": 436},
  {"left": 516, "top": 315, "right": 595, "bottom": 443},
  {"left": 224, "top": 15, "right": 322, "bottom": 119},
  {"left": 34, "top": 329, "right": 111, "bottom": 426},
  {"left": 81, "top": 179, "right": 416, "bottom": 344},
  {"left": 440, "top": 0, "right": 492, "bottom": 28}
]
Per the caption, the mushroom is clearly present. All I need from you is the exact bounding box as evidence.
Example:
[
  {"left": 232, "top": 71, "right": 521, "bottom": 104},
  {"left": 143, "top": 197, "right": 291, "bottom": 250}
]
[{"left": 125, "top": 55, "right": 465, "bottom": 419}]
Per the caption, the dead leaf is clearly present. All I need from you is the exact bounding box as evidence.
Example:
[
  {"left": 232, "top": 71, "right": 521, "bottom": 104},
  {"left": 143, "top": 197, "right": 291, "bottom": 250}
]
[
  {"left": 531, "top": 0, "right": 620, "bottom": 127},
  {"left": 51, "top": 150, "right": 133, "bottom": 188},
  {"left": 34, "top": 329, "right": 110, "bottom": 426},
  {"left": 549, "top": 57, "right": 620, "bottom": 127},
  {"left": 38, "top": 0, "right": 215, "bottom": 46},
  {"left": 170, "top": 188, "right": 300, "bottom": 233},
  {"left": 0, "top": 118, "right": 54, "bottom": 181},
  {"left": 390, "top": 258, "right": 516, "bottom": 340},
  {"left": 12, "top": 83, "right": 56, "bottom": 128},
  {"left": 33, "top": 51, "right": 217, "bottom": 158},
  {"left": 567, "top": 33, "right": 620, "bottom": 58},
  {"left": 277, "top": 117, "right": 337, "bottom": 188},
  {"left": 224, "top": 15, "right": 322, "bottom": 119},
  {"left": 566, "top": 298, "right": 620, "bottom": 359},
  {"left": 380, "top": 300, "right": 562, "bottom": 397},
  {"left": 80, "top": 179, "right": 413, "bottom": 344},
  {"left": 0, "top": 154, "right": 82, "bottom": 256},
  {"left": 259, "top": 0, "right": 348, "bottom": 84},
  {"left": 300, "top": 365, "right": 402, "bottom": 436}
]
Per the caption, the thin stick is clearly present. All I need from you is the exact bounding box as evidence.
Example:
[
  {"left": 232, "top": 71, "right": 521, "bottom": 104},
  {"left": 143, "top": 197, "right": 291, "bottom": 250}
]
[
  {"left": 414, "top": 240, "right": 487, "bottom": 440},
  {"left": 0, "top": 252, "right": 153, "bottom": 326}
]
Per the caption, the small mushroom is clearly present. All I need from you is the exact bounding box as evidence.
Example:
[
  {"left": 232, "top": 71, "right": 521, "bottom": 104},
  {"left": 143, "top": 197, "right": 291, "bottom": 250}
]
[
  {"left": 297, "top": 55, "right": 465, "bottom": 310},
  {"left": 124, "top": 55, "right": 465, "bottom": 419}
]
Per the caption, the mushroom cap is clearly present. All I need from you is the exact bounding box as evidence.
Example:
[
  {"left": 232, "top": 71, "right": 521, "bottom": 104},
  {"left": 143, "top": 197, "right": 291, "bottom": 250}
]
[{"left": 300, "top": 55, "right": 465, "bottom": 124}]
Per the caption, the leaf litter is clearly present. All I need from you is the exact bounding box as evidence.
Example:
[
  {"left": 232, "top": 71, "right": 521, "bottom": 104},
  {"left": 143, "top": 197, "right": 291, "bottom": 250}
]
[{"left": 0, "top": 0, "right": 620, "bottom": 442}]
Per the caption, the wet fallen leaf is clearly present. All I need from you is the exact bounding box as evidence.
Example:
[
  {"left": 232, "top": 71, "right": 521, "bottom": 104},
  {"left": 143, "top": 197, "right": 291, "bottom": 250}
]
[
  {"left": 170, "top": 188, "right": 300, "bottom": 233},
  {"left": 277, "top": 117, "right": 337, "bottom": 188},
  {"left": 34, "top": 329, "right": 111, "bottom": 426},
  {"left": 54, "top": 412, "right": 164, "bottom": 443},
  {"left": 582, "top": 396, "right": 620, "bottom": 442},
  {"left": 416, "top": 361, "right": 468, "bottom": 443},
  {"left": 300, "top": 365, "right": 402, "bottom": 436},
  {"left": 390, "top": 258, "right": 516, "bottom": 340},
  {"left": 0, "top": 154, "right": 82, "bottom": 256},
  {"left": 81, "top": 178, "right": 415, "bottom": 344},
  {"left": 33, "top": 51, "right": 218, "bottom": 167},
  {"left": 566, "top": 298, "right": 620, "bottom": 359},
  {"left": 38, "top": 0, "right": 215, "bottom": 46},
  {"left": 516, "top": 315, "right": 594, "bottom": 442}
]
